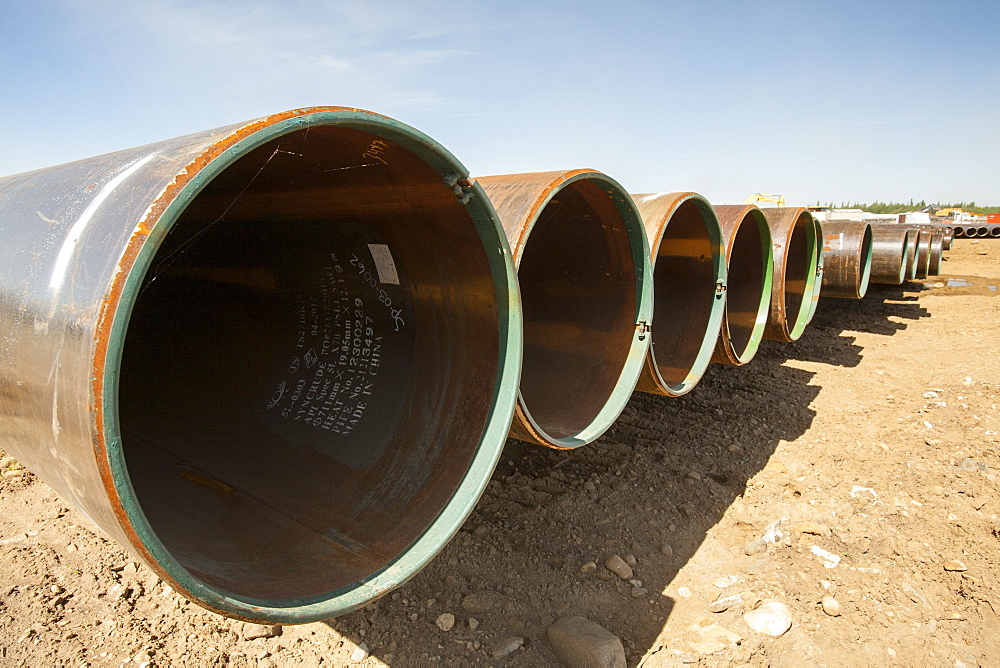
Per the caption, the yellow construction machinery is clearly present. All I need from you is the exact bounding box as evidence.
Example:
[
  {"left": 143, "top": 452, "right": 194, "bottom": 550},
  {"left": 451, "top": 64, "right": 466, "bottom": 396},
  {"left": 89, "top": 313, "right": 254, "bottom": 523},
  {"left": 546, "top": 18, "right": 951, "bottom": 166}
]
[{"left": 745, "top": 193, "right": 785, "bottom": 207}]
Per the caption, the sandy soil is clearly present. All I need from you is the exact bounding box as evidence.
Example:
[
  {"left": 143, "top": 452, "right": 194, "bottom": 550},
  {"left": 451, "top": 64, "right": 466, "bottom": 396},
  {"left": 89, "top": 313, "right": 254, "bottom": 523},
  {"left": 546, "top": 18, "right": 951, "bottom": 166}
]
[{"left": 1, "top": 239, "right": 998, "bottom": 667}]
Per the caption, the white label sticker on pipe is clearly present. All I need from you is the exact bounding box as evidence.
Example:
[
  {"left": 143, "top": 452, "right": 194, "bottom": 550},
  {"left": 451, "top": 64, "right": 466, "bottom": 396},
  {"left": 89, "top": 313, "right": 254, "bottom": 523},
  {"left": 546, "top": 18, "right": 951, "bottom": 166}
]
[{"left": 368, "top": 243, "right": 400, "bottom": 285}]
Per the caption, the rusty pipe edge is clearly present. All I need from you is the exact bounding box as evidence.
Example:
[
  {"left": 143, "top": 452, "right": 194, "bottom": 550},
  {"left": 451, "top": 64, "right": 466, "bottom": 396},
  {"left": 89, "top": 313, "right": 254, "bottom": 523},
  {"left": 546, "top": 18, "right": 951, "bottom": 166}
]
[
  {"left": 928, "top": 232, "right": 945, "bottom": 275},
  {"left": 476, "top": 170, "right": 652, "bottom": 449},
  {"left": 943, "top": 228, "right": 954, "bottom": 250},
  {"left": 0, "top": 107, "right": 524, "bottom": 623},
  {"left": 629, "top": 192, "right": 727, "bottom": 396},
  {"left": 868, "top": 226, "right": 910, "bottom": 284},
  {"left": 819, "top": 221, "right": 873, "bottom": 299},
  {"left": 760, "top": 207, "right": 821, "bottom": 342},
  {"left": 914, "top": 230, "right": 933, "bottom": 279},
  {"left": 710, "top": 205, "right": 774, "bottom": 365}
]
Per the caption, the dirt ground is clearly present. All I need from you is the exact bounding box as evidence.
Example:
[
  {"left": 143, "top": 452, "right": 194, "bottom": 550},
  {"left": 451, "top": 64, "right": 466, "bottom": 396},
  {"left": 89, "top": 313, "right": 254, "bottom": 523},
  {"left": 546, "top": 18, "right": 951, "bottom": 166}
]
[{"left": 2, "top": 239, "right": 998, "bottom": 667}]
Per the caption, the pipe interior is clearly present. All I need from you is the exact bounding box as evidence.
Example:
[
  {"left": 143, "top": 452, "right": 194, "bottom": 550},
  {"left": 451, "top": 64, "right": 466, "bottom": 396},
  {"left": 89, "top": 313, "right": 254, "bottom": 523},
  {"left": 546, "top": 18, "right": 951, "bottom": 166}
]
[
  {"left": 118, "top": 126, "right": 500, "bottom": 601},
  {"left": 517, "top": 179, "right": 638, "bottom": 440},
  {"left": 648, "top": 200, "right": 717, "bottom": 387},
  {"left": 782, "top": 214, "right": 811, "bottom": 328},
  {"left": 725, "top": 213, "right": 767, "bottom": 357}
]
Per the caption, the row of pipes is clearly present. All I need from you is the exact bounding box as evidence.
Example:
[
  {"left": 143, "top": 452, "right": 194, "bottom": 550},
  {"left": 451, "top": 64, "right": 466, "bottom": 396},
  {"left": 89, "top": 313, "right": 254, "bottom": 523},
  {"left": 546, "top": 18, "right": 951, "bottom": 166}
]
[
  {"left": 952, "top": 223, "right": 1000, "bottom": 238},
  {"left": 0, "top": 107, "right": 959, "bottom": 624}
]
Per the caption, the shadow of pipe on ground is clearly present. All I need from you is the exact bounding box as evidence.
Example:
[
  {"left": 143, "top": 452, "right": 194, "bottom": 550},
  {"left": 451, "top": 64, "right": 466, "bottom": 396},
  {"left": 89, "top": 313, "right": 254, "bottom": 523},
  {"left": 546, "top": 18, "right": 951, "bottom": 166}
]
[{"left": 322, "top": 283, "right": 936, "bottom": 666}]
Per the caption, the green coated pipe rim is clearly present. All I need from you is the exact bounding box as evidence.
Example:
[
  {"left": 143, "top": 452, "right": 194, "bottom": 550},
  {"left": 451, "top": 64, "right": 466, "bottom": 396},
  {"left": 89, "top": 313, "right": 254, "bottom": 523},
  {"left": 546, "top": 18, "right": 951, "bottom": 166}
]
[
  {"left": 101, "top": 109, "right": 523, "bottom": 623},
  {"left": 858, "top": 225, "right": 874, "bottom": 298},
  {"left": 786, "top": 214, "right": 820, "bottom": 341},
  {"left": 515, "top": 170, "right": 653, "bottom": 447},
  {"left": 655, "top": 195, "right": 728, "bottom": 396},
  {"left": 729, "top": 209, "right": 774, "bottom": 364},
  {"left": 805, "top": 218, "right": 824, "bottom": 324}
]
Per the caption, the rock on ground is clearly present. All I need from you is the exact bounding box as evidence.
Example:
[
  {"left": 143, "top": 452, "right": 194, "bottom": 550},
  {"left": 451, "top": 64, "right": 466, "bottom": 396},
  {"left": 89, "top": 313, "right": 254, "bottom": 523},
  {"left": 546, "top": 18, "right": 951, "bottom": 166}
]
[{"left": 547, "top": 616, "right": 626, "bottom": 668}]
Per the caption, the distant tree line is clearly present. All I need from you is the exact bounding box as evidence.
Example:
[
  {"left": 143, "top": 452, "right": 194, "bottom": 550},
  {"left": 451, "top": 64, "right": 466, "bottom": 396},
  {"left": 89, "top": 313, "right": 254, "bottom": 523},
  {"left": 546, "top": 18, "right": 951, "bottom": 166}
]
[{"left": 814, "top": 199, "right": 1000, "bottom": 214}]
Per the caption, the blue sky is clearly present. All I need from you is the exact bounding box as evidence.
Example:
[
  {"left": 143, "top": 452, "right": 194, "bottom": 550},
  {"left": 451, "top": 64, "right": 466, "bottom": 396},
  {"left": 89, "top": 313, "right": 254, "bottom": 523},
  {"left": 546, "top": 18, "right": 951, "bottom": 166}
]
[{"left": 2, "top": 0, "right": 998, "bottom": 205}]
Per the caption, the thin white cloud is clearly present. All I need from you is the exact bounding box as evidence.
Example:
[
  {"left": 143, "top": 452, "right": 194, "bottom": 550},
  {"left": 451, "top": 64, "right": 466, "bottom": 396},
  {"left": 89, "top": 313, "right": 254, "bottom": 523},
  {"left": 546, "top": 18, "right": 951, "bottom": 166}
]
[{"left": 65, "top": 0, "right": 478, "bottom": 112}]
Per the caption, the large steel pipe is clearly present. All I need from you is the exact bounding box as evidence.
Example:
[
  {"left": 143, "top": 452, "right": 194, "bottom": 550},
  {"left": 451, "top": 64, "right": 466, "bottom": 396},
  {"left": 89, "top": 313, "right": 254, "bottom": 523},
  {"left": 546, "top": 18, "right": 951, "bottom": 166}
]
[
  {"left": 760, "top": 207, "right": 821, "bottom": 342},
  {"left": 630, "top": 192, "right": 726, "bottom": 396},
  {"left": 869, "top": 226, "right": 911, "bottom": 284},
  {"left": 0, "top": 108, "right": 523, "bottom": 623},
  {"left": 710, "top": 205, "right": 774, "bottom": 365},
  {"left": 990, "top": 226, "right": 1000, "bottom": 238},
  {"left": 914, "top": 230, "right": 932, "bottom": 279},
  {"left": 928, "top": 232, "right": 945, "bottom": 275},
  {"left": 477, "top": 170, "right": 652, "bottom": 448},
  {"left": 904, "top": 228, "right": 920, "bottom": 280},
  {"left": 820, "top": 221, "right": 873, "bottom": 298}
]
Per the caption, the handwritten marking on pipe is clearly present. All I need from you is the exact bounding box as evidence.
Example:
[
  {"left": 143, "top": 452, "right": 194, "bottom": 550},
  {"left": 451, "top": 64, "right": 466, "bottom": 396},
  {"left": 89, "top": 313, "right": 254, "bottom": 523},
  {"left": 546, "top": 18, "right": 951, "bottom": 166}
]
[
  {"left": 362, "top": 139, "right": 389, "bottom": 165},
  {"left": 49, "top": 152, "right": 159, "bottom": 294},
  {"left": 641, "top": 192, "right": 669, "bottom": 203}
]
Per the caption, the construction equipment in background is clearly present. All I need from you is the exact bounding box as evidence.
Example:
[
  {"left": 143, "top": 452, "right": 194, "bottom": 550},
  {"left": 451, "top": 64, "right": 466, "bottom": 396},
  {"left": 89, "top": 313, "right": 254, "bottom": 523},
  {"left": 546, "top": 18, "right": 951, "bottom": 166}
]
[
  {"left": 745, "top": 193, "right": 785, "bottom": 207},
  {"left": 934, "top": 207, "right": 965, "bottom": 218}
]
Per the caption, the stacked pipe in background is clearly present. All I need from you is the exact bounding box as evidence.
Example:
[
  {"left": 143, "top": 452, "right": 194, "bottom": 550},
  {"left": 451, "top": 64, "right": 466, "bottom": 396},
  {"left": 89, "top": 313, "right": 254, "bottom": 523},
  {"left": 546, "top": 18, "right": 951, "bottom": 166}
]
[{"left": 953, "top": 224, "right": 1000, "bottom": 238}]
